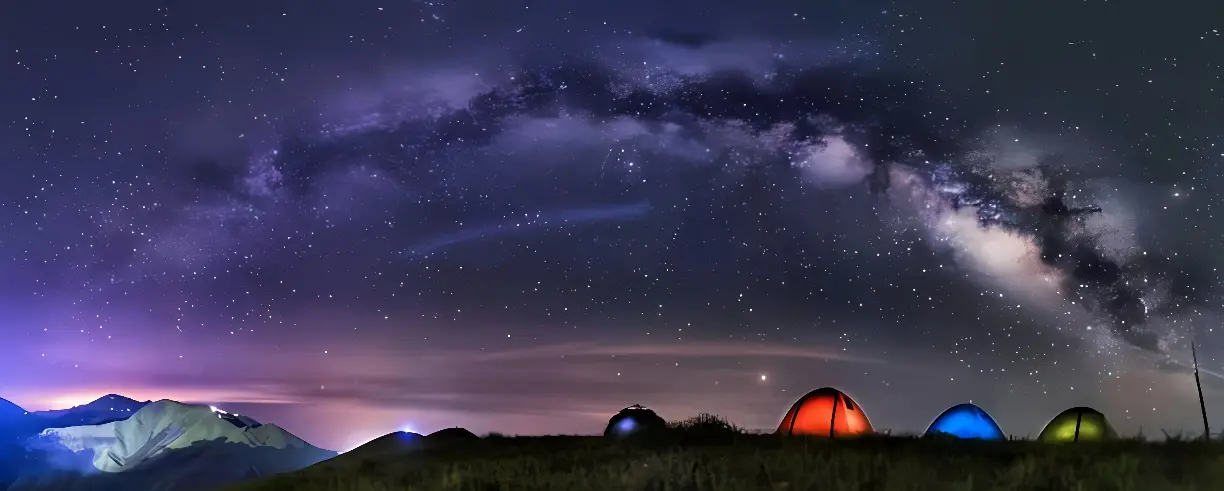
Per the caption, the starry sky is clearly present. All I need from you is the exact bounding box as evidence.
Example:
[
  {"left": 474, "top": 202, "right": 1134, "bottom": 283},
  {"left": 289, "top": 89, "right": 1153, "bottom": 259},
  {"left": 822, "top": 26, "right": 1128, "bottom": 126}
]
[{"left": 2, "top": 0, "right": 1224, "bottom": 452}]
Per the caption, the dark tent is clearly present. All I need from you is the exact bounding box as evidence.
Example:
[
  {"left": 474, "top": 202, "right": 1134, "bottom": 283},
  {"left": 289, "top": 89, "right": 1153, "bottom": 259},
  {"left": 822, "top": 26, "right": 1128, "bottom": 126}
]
[{"left": 604, "top": 404, "right": 667, "bottom": 438}]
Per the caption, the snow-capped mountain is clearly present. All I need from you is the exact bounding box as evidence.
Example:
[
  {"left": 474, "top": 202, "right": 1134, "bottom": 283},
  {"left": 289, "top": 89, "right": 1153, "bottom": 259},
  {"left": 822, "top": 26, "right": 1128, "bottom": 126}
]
[
  {"left": 31, "top": 400, "right": 318, "bottom": 473},
  {"left": 5, "top": 399, "right": 335, "bottom": 491}
]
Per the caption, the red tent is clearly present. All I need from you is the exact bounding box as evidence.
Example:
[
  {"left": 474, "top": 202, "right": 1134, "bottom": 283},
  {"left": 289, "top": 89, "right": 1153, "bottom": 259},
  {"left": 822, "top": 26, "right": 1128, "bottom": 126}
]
[{"left": 777, "top": 387, "right": 874, "bottom": 437}]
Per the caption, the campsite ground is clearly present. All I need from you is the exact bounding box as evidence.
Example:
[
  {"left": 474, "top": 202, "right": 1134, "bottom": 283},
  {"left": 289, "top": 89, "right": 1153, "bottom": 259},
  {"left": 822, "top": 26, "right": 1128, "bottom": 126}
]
[{"left": 225, "top": 419, "right": 1224, "bottom": 491}]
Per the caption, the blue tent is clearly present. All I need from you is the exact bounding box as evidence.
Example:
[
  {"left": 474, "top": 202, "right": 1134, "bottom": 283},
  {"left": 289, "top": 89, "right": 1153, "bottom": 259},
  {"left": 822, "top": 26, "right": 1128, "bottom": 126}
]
[{"left": 925, "top": 403, "right": 1005, "bottom": 440}]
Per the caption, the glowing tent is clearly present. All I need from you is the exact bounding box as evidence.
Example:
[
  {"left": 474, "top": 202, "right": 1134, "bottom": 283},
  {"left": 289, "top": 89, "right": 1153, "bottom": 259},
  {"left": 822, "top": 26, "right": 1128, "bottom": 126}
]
[
  {"left": 1038, "top": 407, "right": 1117, "bottom": 442},
  {"left": 777, "top": 387, "right": 874, "bottom": 437},
  {"left": 604, "top": 404, "right": 667, "bottom": 438},
  {"left": 925, "top": 403, "right": 1005, "bottom": 440}
]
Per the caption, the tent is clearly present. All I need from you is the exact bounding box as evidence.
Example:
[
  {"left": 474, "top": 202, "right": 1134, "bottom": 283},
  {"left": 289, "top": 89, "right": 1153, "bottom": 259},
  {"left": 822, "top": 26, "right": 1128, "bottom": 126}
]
[
  {"left": 925, "top": 403, "right": 1006, "bottom": 440},
  {"left": 777, "top": 387, "right": 874, "bottom": 437},
  {"left": 1038, "top": 407, "right": 1117, "bottom": 442},
  {"left": 604, "top": 404, "right": 667, "bottom": 438}
]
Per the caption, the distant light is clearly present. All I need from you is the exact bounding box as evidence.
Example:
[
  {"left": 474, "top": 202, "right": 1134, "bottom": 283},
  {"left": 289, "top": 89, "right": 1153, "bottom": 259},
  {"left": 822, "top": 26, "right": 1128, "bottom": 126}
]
[
  {"left": 760, "top": 374, "right": 767, "bottom": 381},
  {"left": 209, "top": 405, "right": 228, "bottom": 415},
  {"left": 401, "top": 424, "right": 416, "bottom": 434},
  {"left": 615, "top": 418, "right": 638, "bottom": 434}
]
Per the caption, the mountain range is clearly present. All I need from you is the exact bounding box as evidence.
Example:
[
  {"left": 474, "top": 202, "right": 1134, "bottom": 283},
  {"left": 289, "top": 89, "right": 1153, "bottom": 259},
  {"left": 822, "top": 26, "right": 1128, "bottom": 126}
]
[
  {"left": 0, "top": 395, "right": 335, "bottom": 491},
  {"left": 11, "top": 395, "right": 145, "bottom": 432}
]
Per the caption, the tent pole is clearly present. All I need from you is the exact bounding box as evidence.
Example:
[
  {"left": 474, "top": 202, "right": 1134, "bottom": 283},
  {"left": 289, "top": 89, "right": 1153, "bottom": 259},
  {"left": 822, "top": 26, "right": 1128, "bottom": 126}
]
[
  {"left": 1073, "top": 411, "right": 1082, "bottom": 442},
  {"left": 1193, "top": 342, "right": 1211, "bottom": 442},
  {"left": 787, "top": 405, "right": 799, "bottom": 435},
  {"left": 829, "top": 396, "right": 838, "bottom": 439}
]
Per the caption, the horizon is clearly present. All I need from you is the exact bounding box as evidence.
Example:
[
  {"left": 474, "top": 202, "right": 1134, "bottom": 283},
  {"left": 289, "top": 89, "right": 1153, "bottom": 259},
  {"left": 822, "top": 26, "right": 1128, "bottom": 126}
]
[{"left": 7, "top": 369, "right": 1217, "bottom": 451}]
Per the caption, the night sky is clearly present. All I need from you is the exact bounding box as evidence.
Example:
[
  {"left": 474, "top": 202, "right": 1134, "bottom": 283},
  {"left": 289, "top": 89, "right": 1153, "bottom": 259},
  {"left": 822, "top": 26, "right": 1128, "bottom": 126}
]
[{"left": 2, "top": 0, "right": 1224, "bottom": 452}]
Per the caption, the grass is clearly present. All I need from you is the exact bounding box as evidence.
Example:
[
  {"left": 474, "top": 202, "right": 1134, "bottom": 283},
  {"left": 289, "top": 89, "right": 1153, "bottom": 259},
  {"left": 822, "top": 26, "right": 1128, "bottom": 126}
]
[{"left": 223, "top": 415, "right": 1224, "bottom": 491}]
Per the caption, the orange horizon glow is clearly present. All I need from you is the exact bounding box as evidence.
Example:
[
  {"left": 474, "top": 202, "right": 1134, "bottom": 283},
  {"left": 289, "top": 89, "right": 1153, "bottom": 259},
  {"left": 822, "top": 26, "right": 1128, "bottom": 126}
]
[{"left": 9, "top": 387, "right": 301, "bottom": 412}]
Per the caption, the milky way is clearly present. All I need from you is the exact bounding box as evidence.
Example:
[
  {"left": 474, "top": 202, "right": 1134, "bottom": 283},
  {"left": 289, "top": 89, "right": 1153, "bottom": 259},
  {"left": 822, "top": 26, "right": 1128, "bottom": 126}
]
[
  {"left": 2, "top": 0, "right": 1223, "bottom": 450},
  {"left": 235, "top": 54, "right": 1213, "bottom": 355}
]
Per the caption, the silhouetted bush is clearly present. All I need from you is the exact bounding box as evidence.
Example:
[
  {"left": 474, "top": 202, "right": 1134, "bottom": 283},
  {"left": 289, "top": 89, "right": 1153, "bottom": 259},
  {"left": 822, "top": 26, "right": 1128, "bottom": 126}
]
[
  {"left": 673, "top": 413, "right": 742, "bottom": 431},
  {"left": 667, "top": 412, "right": 745, "bottom": 444}
]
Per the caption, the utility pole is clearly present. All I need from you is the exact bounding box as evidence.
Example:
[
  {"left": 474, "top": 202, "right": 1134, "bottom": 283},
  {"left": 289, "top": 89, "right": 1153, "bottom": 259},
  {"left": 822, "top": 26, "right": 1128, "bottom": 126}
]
[{"left": 1193, "top": 342, "right": 1210, "bottom": 442}]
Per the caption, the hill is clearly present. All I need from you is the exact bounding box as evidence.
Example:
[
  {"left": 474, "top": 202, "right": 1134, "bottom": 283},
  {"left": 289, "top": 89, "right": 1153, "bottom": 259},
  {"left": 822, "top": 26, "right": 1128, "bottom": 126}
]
[
  {"left": 0, "top": 399, "right": 26, "bottom": 420},
  {"left": 7, "top": 400, "right": 334, "bottom": 491},
  {"left": 225, "top": 432, "right": 1224, "bottom": 491},
  {"left": 0, "top": 399, "right": 31, "bottom": 489},
  {"left": 327, "top": 428, "right": 478, "bottom": 465},
  {"left": 24, "top": 394, "right": 147, "bottom": 429}
]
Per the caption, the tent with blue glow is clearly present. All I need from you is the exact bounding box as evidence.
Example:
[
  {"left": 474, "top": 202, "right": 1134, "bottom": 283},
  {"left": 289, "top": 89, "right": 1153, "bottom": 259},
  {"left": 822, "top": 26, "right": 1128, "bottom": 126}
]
[
  {"left": 925, "top": 403, "right": 1006, "bottom": 440},
  {"left": 604, "top": 404, "right": 667, "bottom": 438}
]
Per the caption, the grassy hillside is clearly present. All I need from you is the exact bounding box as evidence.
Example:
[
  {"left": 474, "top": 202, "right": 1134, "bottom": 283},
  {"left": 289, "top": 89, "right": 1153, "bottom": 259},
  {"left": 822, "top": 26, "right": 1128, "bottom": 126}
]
[{"left": 224, "top": 418, "right": 1224, "bottom": 491}]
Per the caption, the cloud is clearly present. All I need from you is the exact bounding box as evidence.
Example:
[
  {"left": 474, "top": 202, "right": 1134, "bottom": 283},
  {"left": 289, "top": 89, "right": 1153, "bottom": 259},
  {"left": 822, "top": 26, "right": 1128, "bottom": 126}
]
[
  {"left": 473, "top": 340, "right": 888, "bottom": 364},
  {"left": 795, "top": 135, "right": 875, "bottom": 187},
  {"left": 645, "top": 29, "right": 723, "bottom": 49},
  {"left": 398, "top": 201, "right": 652, "bottom": 258},
  {"left": 490, "top": 115, "right": 653, "bottom": 152},
  {"left": 17, "top": 339, "right": 884, "bottom": 420}
]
